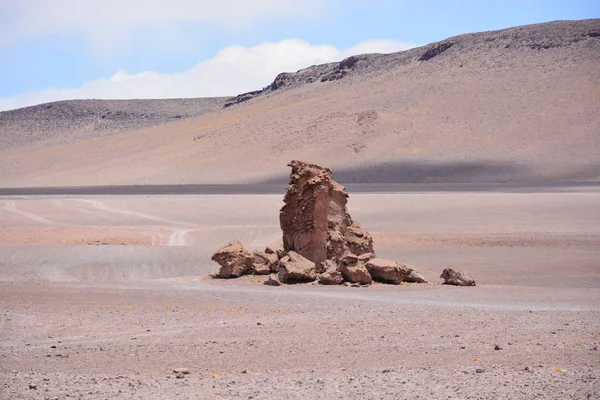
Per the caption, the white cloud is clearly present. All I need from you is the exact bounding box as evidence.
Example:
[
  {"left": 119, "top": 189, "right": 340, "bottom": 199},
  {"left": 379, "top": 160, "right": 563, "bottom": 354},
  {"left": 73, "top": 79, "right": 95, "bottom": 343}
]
[
  {"left": 0, "top": 0, "right": 323, "bottom": 45},
  {"left": 0, "top": 39, "right": 415, "bottom": 111}
]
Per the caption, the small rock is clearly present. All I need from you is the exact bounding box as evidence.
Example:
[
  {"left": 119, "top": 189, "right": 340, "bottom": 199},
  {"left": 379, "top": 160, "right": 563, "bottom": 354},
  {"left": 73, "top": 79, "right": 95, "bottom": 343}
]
[
  {"left": 364, "top": 258, "right": 406, "bottom": 284},
  {"left": 494, "top": 345, "right": 502, "bottom": 350},
  {"left": 278, "top": 251, "right": 317, "bottom": 283},
  {"left": 29, "top": 384, "right": 37, "bottom": 390},
  {"left": 264, "top": 273, "right": 282, "bottom": 286},
  {"left": 339, "top": 260, "right": 372, "bottom": 284},
  {"left": 211, "top": 241, "right": 254, "bottom": 278},
  {"left": 524, "top": 366, "right": 531, "bottom": 371},
  {"left": 241, "top": 370, "right": 248, "bottom": 374},
  {"left": 475, "top": 368, "right": 485, "bottom": 374},
  {"left": 317, "top": 260, "right": 344, "bottom": 285},
  {"left": 440, "top": 268, "right": 476, "bottom": 286},
  {"left": 265, "top": 245, "right": 287, "bottom": 260},
  {"left": 173, "top": 368, "right": 190, "bottom": 374},
  {"left": 252, "top": 250, "right": 279, "bottom": 274},
  {"left": 406, "top": 269, "right": 427, "bottom": 283}
]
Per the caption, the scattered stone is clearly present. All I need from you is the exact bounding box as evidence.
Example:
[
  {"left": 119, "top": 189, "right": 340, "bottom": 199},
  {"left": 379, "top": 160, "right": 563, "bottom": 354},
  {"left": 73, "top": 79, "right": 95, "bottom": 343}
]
[
  {"left": 279, "top": 160, "right": 374, "bottom": 267},
  {"left": 265, "top": 244, "right": 287, "bottom": 259},
  {"left": 440, "top": 268, "right": 476, "bottom": 286},
  {"left": 211, "top": 241, "right": 254, "bottom": 278},
  {"left": 278, "top": 251, "right": 317, "bottom": 283},
  {"left": 475, "top": 368, "right": 485, "bottom": 374},
  {"left": 29, "top": 384, "right": 37, "bottom": 390},
  {"left": 365, "top": 258, "right": 407, "bottom": 284},
  {"left": 252, "top": 250, "right": 279, "bottom": 275},
  {"left": 494, "top": 345, "right": 502, "bottom": 350},
  {"left": 317, "top": 260, "right": 344, "bottom": 285},
  {"left": 339, "top": 261, "right": 372, "bottom": 284},
  {"left": 406, "top": 269, "right": 427, "bottom": 283},
  {"left": 264, "top": 274, "right": 282, "bottom": 286},
  {"left": 173, "top": 368, "right": 190, "bottom": 374}
]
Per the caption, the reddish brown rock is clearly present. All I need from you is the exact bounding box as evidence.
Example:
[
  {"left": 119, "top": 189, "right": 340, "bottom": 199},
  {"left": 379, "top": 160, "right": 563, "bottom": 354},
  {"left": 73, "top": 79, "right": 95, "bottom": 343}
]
[
  {"left": 338, "top": 255, "right": 372, "bottom": 284},
  {"left": 440, "top": 268, "right": 476, "bottom": 286},
  {"left": 211, "top": 241, "right": 253, "bottom": 278},
  {"left": 317, "top": 260, "right": 344, "bottom": 285},
  {"left": 279, "top": 160, "right": 374, "bottom": 267},
  {"left": 365, "top": 258, "right": 409, "bottom": 284},
  {"left": 278, "top": 251, "right": 317, "bottom": 283},
  {"left": 252, "top": 250, "right": 279, "bottom": 274},
  {"left": 265, "top": 244, "right": 287, "bottom": 260}
]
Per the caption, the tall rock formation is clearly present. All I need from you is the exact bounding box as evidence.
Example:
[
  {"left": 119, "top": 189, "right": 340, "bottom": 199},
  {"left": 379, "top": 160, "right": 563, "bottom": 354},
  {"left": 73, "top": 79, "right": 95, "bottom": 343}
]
[{"left": 279, "top": 160, "right": 374, "bottom": 267}]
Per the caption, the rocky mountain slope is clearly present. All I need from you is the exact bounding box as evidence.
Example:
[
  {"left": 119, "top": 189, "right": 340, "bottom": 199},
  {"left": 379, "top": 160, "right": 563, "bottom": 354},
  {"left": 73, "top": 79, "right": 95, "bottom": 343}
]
[
  {"left": 0, "top": 19, "right": 598, "bottom": 187},
  {"left": 0, "top": 98, "right": 226, "bottom": 149}
]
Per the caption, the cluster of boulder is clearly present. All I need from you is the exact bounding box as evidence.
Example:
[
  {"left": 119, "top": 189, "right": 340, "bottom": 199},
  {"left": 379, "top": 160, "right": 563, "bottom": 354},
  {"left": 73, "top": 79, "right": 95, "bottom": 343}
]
[
  {"left": 211, "top": 160, "right": 475, "bottom": 287},
  {"left": 212, "top": 240, "right": 428, "bottom": 286}
]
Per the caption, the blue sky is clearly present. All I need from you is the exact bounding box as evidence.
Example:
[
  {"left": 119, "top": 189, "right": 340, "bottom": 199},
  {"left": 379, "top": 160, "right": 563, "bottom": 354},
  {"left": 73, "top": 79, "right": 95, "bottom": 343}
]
[{"left": 0, "top": 0, "right": 597, "bottom": 110}]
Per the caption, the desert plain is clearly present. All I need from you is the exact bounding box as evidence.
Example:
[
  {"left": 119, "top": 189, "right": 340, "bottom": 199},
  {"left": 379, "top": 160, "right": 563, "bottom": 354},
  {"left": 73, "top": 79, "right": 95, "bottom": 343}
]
[
  {"left": 1, "top": 18, "right": 600, "bottom": 399},
  {"left": 1, "top": 184, "right": 599, "bottom": 399}
]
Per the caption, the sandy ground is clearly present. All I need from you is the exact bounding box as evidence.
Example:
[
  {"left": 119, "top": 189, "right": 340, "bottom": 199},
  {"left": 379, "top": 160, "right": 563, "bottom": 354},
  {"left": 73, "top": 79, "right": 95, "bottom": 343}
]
[{"left": 1, "top": 189, "right": 599, "bottom": 399}]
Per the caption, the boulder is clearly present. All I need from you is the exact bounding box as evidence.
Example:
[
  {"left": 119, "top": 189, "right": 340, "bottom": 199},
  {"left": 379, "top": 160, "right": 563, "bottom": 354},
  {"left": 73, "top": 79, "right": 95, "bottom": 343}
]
[
  {"left": 317, "top": 260, "right": 344, "bottom": 285},
  {"left": 440, "top": 268, "right": 476, "bottom": 286},
  {"left": 365, "top": 258, "right": 409, "bottom": 284},
  {"left": 339, "top": 263, "right": 372, "bottom": 284},
  {"left": 279, "top": 160, "right": 374, "bottom": 267},
  {"left": 264, "top": 273, "right": 282, "bottom": 286},
  {"left": 211, "top": 241, "right": 253, "bottom": 278},
  {"left": 252, "top": 250, "right": 279, "bottom": 274},
  {"left": 406, "top": 269, "right": 427, "bottom": 283},
  {"left": 278, "top": 251, "right": 317, "bottom": 283},
  {"left": 338, "top": 255, "right": 372, "bottom": 284}
]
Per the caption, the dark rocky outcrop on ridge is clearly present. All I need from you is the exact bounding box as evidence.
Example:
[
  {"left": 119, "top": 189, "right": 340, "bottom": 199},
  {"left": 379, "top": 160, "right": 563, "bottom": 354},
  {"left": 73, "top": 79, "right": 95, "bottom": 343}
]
[{"left": 224, "top": 19, "right": 600, "bottom": 107}]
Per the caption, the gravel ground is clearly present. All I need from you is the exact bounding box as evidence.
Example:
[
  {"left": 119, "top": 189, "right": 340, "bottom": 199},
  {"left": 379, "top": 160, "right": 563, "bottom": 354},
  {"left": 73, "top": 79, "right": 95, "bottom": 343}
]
[
  {"left": 1, "top": 282, "right": 599, "bottom": 399},
  {"left": 0, "top": 190, "right": 599, "bottom": 398}
]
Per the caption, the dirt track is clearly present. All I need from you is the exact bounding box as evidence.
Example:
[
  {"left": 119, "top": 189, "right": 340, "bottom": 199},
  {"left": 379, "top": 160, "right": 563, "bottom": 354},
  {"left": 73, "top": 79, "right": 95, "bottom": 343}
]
[{"left": 1, "top": 189, "right": 599, "bottom": 398}]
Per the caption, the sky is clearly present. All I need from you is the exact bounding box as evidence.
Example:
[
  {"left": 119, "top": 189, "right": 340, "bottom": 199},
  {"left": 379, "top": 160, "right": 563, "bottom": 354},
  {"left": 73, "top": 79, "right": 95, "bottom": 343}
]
[{"left": 0, "top": 0, "right": 597, "bottom": 111}]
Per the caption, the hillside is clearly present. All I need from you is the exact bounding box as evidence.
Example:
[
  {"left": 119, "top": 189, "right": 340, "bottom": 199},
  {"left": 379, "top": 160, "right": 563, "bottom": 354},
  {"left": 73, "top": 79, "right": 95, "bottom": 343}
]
[
  {"left": 0, "top": 19, "right": 598, "bottom": 187},
  {"left": 0, "top": 98, "right": 226, "bottom": 150}
]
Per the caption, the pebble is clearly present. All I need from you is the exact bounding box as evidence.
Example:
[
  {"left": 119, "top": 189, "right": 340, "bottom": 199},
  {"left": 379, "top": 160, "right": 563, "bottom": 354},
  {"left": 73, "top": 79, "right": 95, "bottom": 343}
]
[
  {"left": 173, "top": 368, "right": 190, "bottom": 374},
  {"left": 475, "top": 369, "right": 485, "bottom": 374},
  {"left": 494, "top": 345, "right": 502, "bottom": 350},
  {"left": 29, "top": 384, "right": 37, "bottom": 390}
]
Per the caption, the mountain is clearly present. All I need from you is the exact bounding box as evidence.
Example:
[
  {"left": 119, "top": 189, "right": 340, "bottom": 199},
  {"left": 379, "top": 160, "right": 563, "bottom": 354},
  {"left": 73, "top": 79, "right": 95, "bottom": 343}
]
[
  {"left": 1, "top": 19, "right": 598, "bottom": 187},
  {"left": 0, "top": 98, "right": 226, "bottom": 150}
]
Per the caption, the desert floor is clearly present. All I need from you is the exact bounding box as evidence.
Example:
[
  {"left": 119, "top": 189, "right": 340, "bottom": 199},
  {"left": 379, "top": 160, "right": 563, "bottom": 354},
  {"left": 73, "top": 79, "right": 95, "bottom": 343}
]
[{"left": 1, "top": 187, "right": 599, "bottom": 399}]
